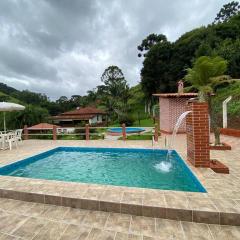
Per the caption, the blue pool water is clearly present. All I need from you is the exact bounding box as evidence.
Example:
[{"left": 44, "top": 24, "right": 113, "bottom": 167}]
[
  {"left": 0, "top": 147, "right": 206, "bottom": 192},
  {"left": 108, "top": 127, "right": 145, "bottom": 133}
]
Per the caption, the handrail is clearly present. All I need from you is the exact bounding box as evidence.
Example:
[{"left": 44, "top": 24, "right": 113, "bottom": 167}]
[{"left": 22, "top": 124, "right": 154, "bottom": 141}]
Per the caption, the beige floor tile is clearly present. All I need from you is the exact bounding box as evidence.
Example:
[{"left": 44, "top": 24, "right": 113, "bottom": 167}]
[
  {"left": 0, "top": 211, "right": 28, "bottom": 235},
  {"left": 164, "top": 194, "right": 189, "bottom": 209},
  {"left": 62, "top": 208, "right": 89, "bottom": 225},
  {"left": 213, "top": 198, "right": 240, "bottom": 213},
  {"left": 40, "top": 205, "right": 70, "bottom": 220},
  {"left": 7, "top": 200, "right": 35, "bottom": 215},
  {"left": 83, "top": 211, "right": 109, "bottom": 229},
  {"left": 24, "top": 203, "right": 52, "bottom": 217},
  {"left": 12, "top": 217, "right": 45, "bottom": 240},
  {"left": 155, "top": 218, "right": 184, "bottom": 240},
  {"left": 0, "top": 233, "right": 19, "bottom": 240},
  {"left": 143, "top": 191, "right": 165, "bottom": 207},
  {"left": 209, "top": 224, "right": 240, "bottom": 240},
  {"left": 32, "top": 220, "right": 68, "bottom": 240},
  {"left": 87, "top": 228, "right": 115, "bottom": 240},
  {"left": 188, "top": 198, "right": 218, "bottom": 211},
  {"left": 128, "top": 234, "right": 143, "bottom": 240},
  {"left": 83, "top": 188, "right": 104, "bottom": 200},
  {"left": 181, "top": 222, "right": 213, "bottom": 240},
  {"left": 121, "top": 192, "right": 143, "bottom": 205},
  {"left": 105, "top": 213, "right": 131, "bottom": 233},
  {"left": 59, "top": 224, "right": 91, "bottom": 240},
  {"left": 100, "top": 189, "right": 123, "bottom": 202},
  {"left": 130, "top": 216, "right": 155, "bottom": 237}
]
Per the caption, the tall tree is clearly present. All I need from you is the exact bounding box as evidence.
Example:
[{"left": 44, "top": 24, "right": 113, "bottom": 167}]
[
  {"left": 137, "top": 34, "right": 167, "bottom": 57},
  {"left": 140, "top": 41, "right": 173, "bottom": 99},
  {"left": 101, "top": 66, "right": 130, "bottom": 118},
  {"left": 214, "top": 1, "right": 240, "bottom": 23}
]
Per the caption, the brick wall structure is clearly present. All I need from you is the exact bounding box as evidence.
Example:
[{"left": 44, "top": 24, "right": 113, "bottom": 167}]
[
  {"left": 155, "top": 93, "right": 198, "bottom": 134},
  {"left": 186, "top": 101, "right": 210, "bottom": 168}
]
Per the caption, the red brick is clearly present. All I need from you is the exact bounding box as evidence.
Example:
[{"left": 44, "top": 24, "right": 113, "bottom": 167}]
[{"left": 186, "top": 102, "right": 210, "bottom": 168}]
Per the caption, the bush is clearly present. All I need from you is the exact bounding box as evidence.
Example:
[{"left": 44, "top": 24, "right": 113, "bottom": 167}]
[{"left": 119, "top": 114, "right": 135, "bottom": 126}]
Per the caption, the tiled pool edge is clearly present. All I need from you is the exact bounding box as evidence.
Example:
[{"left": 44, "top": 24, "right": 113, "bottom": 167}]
[
  {"left": 0, "top": 146, "right": 207, "bottom": 193},
  {"left": 0, "top": 186, "right": 239, "bottom": 226}
]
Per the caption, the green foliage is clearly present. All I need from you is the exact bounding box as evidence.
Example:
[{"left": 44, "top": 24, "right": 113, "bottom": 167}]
[
  {"left": 214, "top": 1, "right": 240, "bottom": 23},
  {"left": 140, "top": 6, "right": 240, "bottom": 99},
  {"left": 141, "top": 40, "right": 174, "bottom": 98},
  {"left": 185, "top": 56, "right": 228, "bottom": 101},
  {"left": 214, "top": 39, "right": 240, "bottom": 78},
  {"left": 212, "top": 81, "right": 240, "bottom": 116},
  {"left": 185, "top": 55, "right": 229, "bottom": 145},
  {"left": 137, "top": 33, "right": 167, "bottom": 57},
  {"left": 100, "top": 65, "right": 130, "bottom": 120},
  {"left": 0, "top": 104, "right": 49, "bottom": 131},
  {"left": 119, "top": 114, "right": 135, "bottom": 127}
]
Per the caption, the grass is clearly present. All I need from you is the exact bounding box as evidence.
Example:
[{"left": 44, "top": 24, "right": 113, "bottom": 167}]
[
  {"left": 108, "top": 118, "right": 155, "bottom": 127},
  {"left": 132, "top": 118, "right": 155, "bottom": 127},
  {"left": 118, "top": 131, "right": 153, "bottom": 140}
]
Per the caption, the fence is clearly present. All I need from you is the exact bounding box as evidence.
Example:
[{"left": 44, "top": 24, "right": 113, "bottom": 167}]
[{"left": 23, "top": 124, "right": 159, "bottom": 141}]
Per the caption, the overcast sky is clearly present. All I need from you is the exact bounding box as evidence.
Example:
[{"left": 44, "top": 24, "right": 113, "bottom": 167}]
[{"left": 0, "top": 0, "right": 229, "bottom": 99}]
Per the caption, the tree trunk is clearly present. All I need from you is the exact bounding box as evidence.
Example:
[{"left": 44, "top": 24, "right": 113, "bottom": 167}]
[
  {"left": 198, "top": 91, "right": 207, "bottom": 102},
  {"left": 213, "top": 127, "right": 221, "bottom": 145},
  {"left": 208, "top": 97, "right": 221, "bottom": 146}
]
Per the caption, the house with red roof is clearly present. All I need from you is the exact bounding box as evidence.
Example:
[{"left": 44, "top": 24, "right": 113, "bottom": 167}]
[{"left": 50, "top": 107, "right": 107, "bottom": 127}]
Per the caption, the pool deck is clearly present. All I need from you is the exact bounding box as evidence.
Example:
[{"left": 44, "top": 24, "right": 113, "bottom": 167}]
[{"left": 0, "top": 135, "right": 240, "bottom": 230}]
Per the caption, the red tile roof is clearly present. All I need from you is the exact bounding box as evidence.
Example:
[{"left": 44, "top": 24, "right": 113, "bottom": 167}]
[
  {"left": 153, "top": 93, "right": 198, "bottom": 98},
  {"left": 51, "top": 114, "right": 95, "bottom": 120},
  {"left": 28, "top": 123, "right": 60, "bottom": 130},
  {"left": 61, "top": 107, "right": 106, "bottom": 115},
  {"left": 50, "top": 107, "right": 106, "bottom": 121}
]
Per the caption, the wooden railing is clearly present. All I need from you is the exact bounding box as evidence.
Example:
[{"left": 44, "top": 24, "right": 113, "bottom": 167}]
[{"left": 22, "top": 124, "right": 157, "bottom": 141}]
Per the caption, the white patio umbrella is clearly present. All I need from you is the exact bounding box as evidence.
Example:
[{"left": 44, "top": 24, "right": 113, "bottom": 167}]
[{"left": 0, "top": 102, "right": 25, "bottom": 132}]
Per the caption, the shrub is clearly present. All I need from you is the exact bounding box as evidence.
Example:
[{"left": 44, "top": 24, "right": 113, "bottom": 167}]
[{"left": 119, "top": 114, "right": 135, "bottom": 126}]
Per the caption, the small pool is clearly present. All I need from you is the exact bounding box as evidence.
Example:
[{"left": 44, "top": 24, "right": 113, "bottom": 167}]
[
  {"left": 108, "top": 127, "right": 145, "bottom": 134},
  {"left": 0, "top": 147, "right": 206, "bottom": 192}
]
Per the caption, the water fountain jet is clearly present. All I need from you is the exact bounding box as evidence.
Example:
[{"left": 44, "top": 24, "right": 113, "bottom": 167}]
[{"left": 154, "top": 111, "right": 192, "bottom": 172}]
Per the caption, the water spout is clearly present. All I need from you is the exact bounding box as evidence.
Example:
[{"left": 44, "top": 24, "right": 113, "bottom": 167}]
[
  {"left": 168, "top": 111, "right": 192, "bottom": 150},
  {"left": 154, "top": 111, "right": 192, "bottom": 173}
]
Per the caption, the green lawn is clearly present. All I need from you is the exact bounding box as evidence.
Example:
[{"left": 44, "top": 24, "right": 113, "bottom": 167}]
[
  {"left": 109, "top": 118, "right": 155, "bottom": 127},
  {"left": 118, "top": 131, "right": 153, "bottom": 140},
  {"left": 132, "top": 118, "right": 155, "bottom": 127}
]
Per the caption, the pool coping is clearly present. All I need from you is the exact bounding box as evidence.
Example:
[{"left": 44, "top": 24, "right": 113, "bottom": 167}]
[
  {"left": 0, "top": 141, "right": 240, "bottom": 226},
  {"left": 0, "top": 175, "right": 239, "bottom": 226}
]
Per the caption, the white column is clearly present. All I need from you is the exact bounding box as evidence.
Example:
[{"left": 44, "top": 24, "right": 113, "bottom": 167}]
[{"left": 222, "top": 96, "right": 232, "bottom": 128}]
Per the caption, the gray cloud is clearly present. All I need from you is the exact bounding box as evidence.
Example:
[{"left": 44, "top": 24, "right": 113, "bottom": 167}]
[{"left": 0, "top": 0, "right": 229, "bottom": 99}]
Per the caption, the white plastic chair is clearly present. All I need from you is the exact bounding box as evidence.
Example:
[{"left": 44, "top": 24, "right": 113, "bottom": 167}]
[
  {"left": 0, "top": 132, "right": 4, "bottom": 149},
  {"left": 5, "top": 132, "right": 18, "bottom": 150},
  {"left": 15, "top": 129, "right": 23, "bottom": 143}
]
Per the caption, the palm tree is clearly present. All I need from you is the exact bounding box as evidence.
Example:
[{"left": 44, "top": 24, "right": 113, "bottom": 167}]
[{"left": 185, "top": 56, "right": 229, "bottom": 145}]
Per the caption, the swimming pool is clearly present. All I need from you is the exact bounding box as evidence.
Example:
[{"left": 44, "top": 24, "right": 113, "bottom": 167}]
[
  {"left": 108, "top": 127, "right": 145, "bottom": 134},
  {"left": 0, "top": 147, "right": 206, "bottom": 192}
]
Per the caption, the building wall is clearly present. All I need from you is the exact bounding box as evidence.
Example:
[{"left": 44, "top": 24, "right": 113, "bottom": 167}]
[
  {"left": 89, "top": 115, "right": 103, "bottom": 125},
  {"left": 159, "top": 98, "right": 170, "bottom": 132},
  {"left": 159, "top": 97, "right": 189, "bottom": 133}
]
